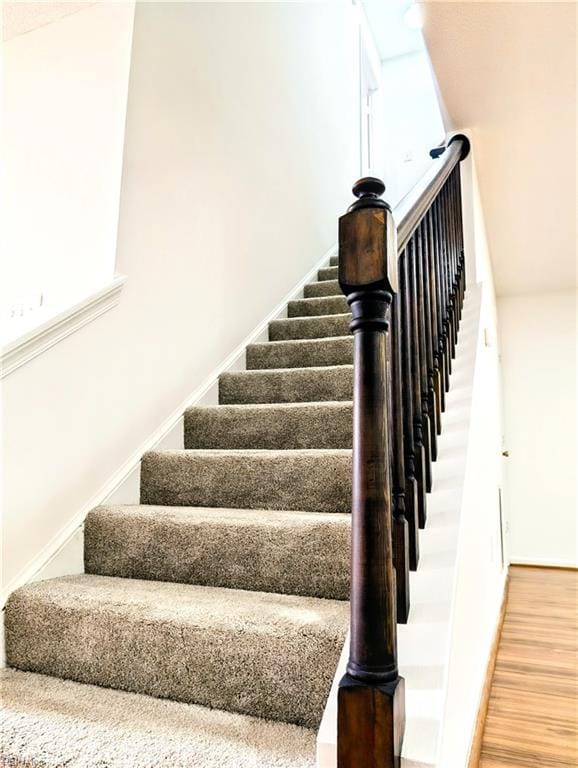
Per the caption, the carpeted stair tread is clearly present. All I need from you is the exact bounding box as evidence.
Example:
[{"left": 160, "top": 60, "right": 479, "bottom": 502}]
[
  {"left": 5, "top": 576, "right": 348, "bottom": 728},
  {"left": 0, "top": 669, "right": 317, "bottom": 768},
  {"left": 219, "top": 365, "right": 353, "bottom": 404},
  {"left": 246, "top": 336, "right": 352, "bottom": 370},
  {"left": 185, "top": 402, "right": 353, "bottom": 449},
  {"left": 269, "top": 313, "right": 351, "bottom": 341},
  {"left": 288, "top": 295, "right": 348, "bottom": 318},
  {"left": 85, "top": 505, "right": 350, "bottom": 599},
  {"left": 141, "top": 449, "right": 352, "bottom": 513},
  {"left": 303, "top": 279, "right": 340, "bottom": 298},
  {"left": 318, "top": 266, "right": 338, "bottom": 281}
]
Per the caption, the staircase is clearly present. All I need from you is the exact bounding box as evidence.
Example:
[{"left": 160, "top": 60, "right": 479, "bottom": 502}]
[
  {"left": 1, "top": 138, "right": 471, "bottom": 768},
  {"left": 2, "top": 252, "right": 351, "bottom": 768}
]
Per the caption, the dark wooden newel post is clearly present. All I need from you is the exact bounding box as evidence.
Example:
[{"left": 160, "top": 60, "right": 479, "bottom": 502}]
[{"left": 337, "top": 177, "right": 405, "bottom": 768}]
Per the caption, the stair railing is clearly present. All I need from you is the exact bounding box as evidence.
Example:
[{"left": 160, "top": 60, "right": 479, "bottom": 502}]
[{"left": 337, "top": 135, "right": 470, "bottom": 767}]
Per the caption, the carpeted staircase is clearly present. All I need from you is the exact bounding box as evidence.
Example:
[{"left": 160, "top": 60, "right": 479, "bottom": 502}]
[{"left": 1, "top": 255, "right": 358, "bottom": 767}]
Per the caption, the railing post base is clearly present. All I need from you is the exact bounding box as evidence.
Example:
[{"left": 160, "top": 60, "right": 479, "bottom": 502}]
[{"left": 338, "top": 674, "right": 406, "bottom": 768}]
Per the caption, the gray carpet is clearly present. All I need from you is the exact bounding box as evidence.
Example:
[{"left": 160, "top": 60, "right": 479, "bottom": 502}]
[
  {"left": 5, "top": 576, "right": 347, "bottom": 728},
  {"left": 0, "top": 670, "right": 317, "bottom": 768},
  {"left": 85, "top": 506, "right": 350, "bottom": 598},
  {"left": 3, "top": 259, "right": 353, "bottom": 765},
  {"left": 219, "top": 364, "right": 353, "bottom": 404},
  {"left": 140, "top": 449, "right": 352, "bottom": 512},
  {"left": 246, "top": 335, "right": 352, "bottom": 369},
  {"left": 269, "top": 313, "right": 351, "bottom": 341},
  {"left": 184, "top": 401, "right": 353, "bottom": 449}
]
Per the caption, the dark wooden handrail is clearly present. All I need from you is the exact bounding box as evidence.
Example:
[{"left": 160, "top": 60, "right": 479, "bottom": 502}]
[
  {"left": 337, "top": 136, "right": 469, "bottom": 767},
  {"left": 395, "top": 135, "right": 470, "bottom": 253}
]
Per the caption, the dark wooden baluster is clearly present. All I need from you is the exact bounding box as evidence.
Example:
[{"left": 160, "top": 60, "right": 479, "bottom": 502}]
[
  {"left": 454, "top": 168, "right": 466, "bottom": 321},
  {"left": 421, "top": 209, "right": 438, "bottom": 461},
  {"left": 399, "top": 248, "right": 420, "bottom": 571},
  {"left": 431, "top": 196, "right": 447, "bottom": 416},
  {"left": 405, "top": 240, "right": 428, "bottom": 527},
  {"left": 425, "top": 209, "right": 442, "bottom": 437},
  {"left": 337, "top": 177, "right": 405, "bottom": 768},
  {"left": 389, "top": 293, "right": 410, "bottom": 622},
  {"left": 439, "top": 185, "right": 453, "bottom": 387},
  {"left": 457, "top": 169, "right": 466, "bottom": 317},
  {"left": 447, "top": 174, "right": 459, "bottom": 352},
  {"left": 416, "top": 220, "right": 437, "bottom": 469},
  {"left": 444, "top": 183, "right": 457, "bottom": 363}
]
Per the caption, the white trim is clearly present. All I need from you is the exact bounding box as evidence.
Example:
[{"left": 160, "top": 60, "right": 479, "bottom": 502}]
[
  {"left": 1, "top": 275, "right": 127, "bottom": 378},
  {"left": 0, "top": 245, "right": 337, "bottom": 607},
  {"left": 510, "top": 558, "right": 577, "bottom": 569}
]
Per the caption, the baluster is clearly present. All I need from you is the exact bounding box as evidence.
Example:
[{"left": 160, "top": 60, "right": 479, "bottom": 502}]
[
  {"left": 443, "top": 183, "right": 456, "bottom": 366},
  {"left": 422, "top": 208, "right": 440, "bottom": 461},
  {"left": 388, "top": 297, "right": 410, "bottom": 623},
  {"left": 405, "top": 240, "right": 428, "bottom": 526},
  {"left": 454, "top": 168, "right": 466, "bottom": 319},
  {"left": 440, "top": 185, "right": 453, "bottom": 386},
  {"left": 399, "top": 249, "right": 420, "bottom": 570},
  {"left": 425, "top": 209, "right": 442, "bottom": 436},
  {"left": 456, "top": 166, "right": 469, "bottom": 304},
  {"left": 448, "top": 173, "right": 459, "bottom": 350},
  {"left": 431, "top": 195, "right": 447, "bottom": 416},
  {"left": 416, "top": 220, "right": 437, "bottom": 469},
  {"left": 337, "top": 177, "right": 405, "bottom": 768}
]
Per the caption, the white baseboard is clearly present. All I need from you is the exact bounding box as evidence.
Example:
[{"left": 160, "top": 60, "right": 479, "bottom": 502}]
[{"left": 1, "top": 244, "right": 337, "bottom": 608}]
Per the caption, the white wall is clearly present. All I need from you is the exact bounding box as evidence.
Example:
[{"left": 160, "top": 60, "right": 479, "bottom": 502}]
[
  {"left": 439, "top": 283, "right": 507, "bottom": 767},
  {"left": 498, "top": 291, "right": 577, "bottom": 567},
  {"left": 1, "top": 2, "right": 135, "bottom": 341},
  {"left": 436, "top": 144, "right": 507, "bottom": 767},
  {"left": 1, "top": 1, "right": 360, "bottom": 596},
  {"left": 422, "top": 1, "right": 576, "bottom": 296},
  {"left": 380, "top": 49, "right": 445, "bottom": 207}
]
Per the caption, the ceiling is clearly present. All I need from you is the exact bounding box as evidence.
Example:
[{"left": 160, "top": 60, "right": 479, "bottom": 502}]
[{"left": 421, "top": 0, "right": 576, "bottom": 296}]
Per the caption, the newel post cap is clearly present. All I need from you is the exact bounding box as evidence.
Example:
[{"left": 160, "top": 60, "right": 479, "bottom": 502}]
[{"left": 339, "top": 176, "right": 398, "bottom": 294}]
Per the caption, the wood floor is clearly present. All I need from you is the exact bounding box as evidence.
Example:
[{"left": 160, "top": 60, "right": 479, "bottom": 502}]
[{"left": 478, "top": 566, "right": 578, "bottom": 767}]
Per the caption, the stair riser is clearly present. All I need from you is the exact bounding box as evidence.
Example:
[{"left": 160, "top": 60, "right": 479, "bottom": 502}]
[
  {"left": 246, "top": 337, "right": 352, "bottom": 370},
  {"left": 329, "top": 254, "right": 338, "bottom": 266},
  {"left": 141, "top": 451, "right": 352, "bottom": 514},
  {"left": 219, "top": 366, "right": 353, "bottom": 404},
  {"left": 269, "top": 314, "right": 351, "bottom": 341},
  {"left": 85, "top": 508, "right": 350, "bottom": 600},
  {"left": 288, "top": 296, "right": 348, "bottom": 318},
  {"left": 5, "top": 585, "right": 345, "bottom": 728},
  {"left": 303, "top": 280, "right": 340, "bottom": 298},
  {"left": 185, "top": 403, "right": 353, "bottom": 449},
  {"left": 318, "top": 266, "right": 338, "bottom": 281}
]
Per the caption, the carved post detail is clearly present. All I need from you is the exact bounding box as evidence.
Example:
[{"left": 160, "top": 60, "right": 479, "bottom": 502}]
[{"left": 337, "top": 177, "right": 405, "bottom": 768}]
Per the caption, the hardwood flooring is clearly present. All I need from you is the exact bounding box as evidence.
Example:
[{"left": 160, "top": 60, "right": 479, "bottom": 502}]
[{"left": 478, "top": 566, "right": 578, "bottom": 767}]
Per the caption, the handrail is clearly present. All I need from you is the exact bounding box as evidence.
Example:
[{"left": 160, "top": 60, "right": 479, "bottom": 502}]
[
  {"left": 394, "top": 135, "right": 470, "bottom": 253},
  {"left": 336, "top": 137, "right": 469, "bottom": 768}
]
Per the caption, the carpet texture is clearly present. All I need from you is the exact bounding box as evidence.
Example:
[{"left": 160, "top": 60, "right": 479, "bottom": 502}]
[
  {"left": 219, "top": 364, "right": 353, "bottom": 404},
  {"left": 3, "top": 257, "right": 355, "bottom": 765},
  {"left": 269, "top": 313, "right": 351, "bottom": 341},
  {"left": 85, "top": 506, "right": 350, "bottom": 598},
  {"left": 246, "top": 336, "right": 353, "bottom": 369},
  {"left": 140, "top": 449, "right": 352, "bottom": 512},
  {"left": 303, "top": 279, "right": 340, "bottom": 298},
  {"left": 184, "top": 402, "right": 353, "bottom": 449},
  {"left": 0, "top": 670, "right": 317, "bottom": 768},
  {"left": 6, "top": 576, "right": 347, "bottom": 728},
  {"left": 317, "top": 266, "right": 338, "bottom": 281},
  {"left": 288, "top": 295, "right": 349, "bottom": 317}
]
